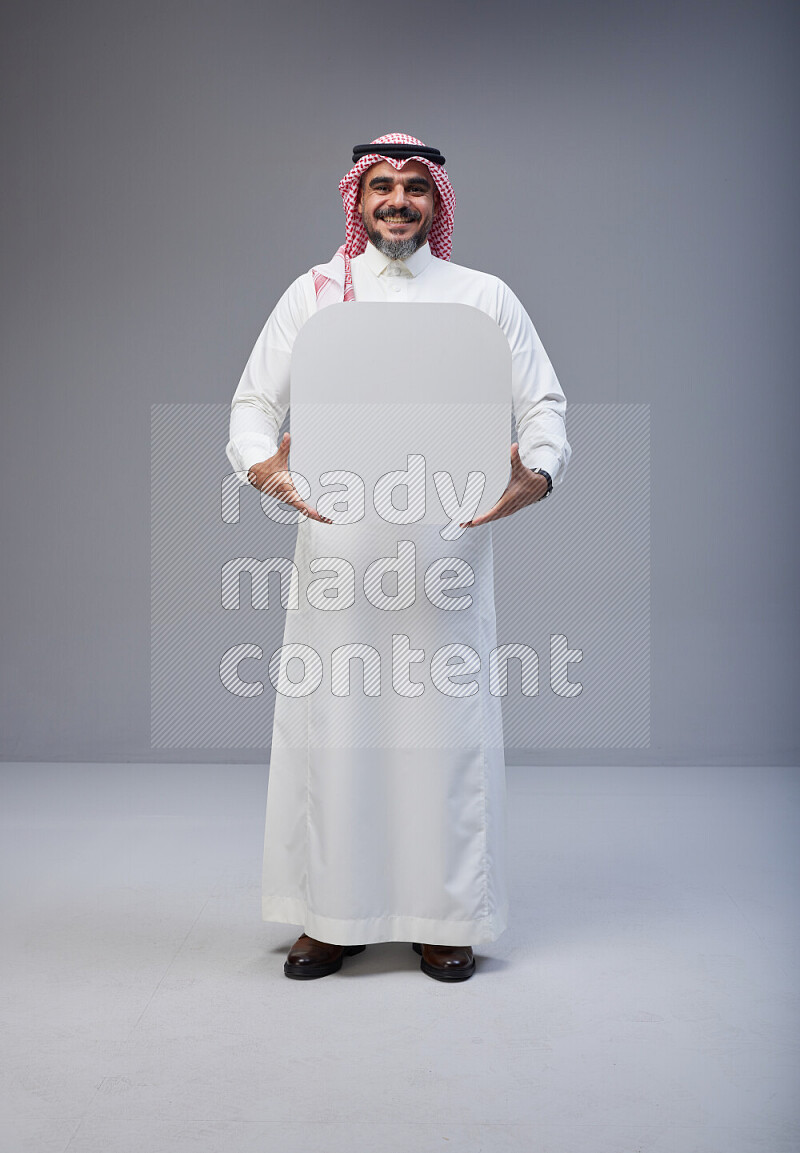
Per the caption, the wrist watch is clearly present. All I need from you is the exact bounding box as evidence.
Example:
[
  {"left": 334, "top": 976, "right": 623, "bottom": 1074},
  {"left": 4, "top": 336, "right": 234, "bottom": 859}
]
[{"left": 529, "top": 467, "right": 553, "bottom": 499}]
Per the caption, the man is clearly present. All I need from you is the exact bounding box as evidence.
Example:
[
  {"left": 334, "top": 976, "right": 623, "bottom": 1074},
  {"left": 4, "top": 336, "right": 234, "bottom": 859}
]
[{"left": 226, "top": 133, "right": 570, "bottom": 982}]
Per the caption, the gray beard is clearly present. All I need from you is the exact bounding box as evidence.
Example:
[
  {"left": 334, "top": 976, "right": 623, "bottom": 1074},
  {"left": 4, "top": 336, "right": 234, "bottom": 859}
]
[
  {"left": 363, "top": 213, "right": 432, "bottom": 261},
  {"left": 368, "top": 232, "right": 423, "bottom": 260}
]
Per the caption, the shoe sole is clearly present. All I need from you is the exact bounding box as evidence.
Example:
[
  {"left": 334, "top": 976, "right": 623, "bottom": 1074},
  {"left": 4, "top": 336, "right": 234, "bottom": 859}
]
[
  {"left": 284, "top": 943, "right": 366, "bottom": 980},
  {"left": 411, "top": 941, "right": 476, "bottom": 982}
]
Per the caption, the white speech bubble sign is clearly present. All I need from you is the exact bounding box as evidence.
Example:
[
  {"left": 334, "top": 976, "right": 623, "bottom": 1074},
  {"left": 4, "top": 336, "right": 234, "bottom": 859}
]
[{"left": 289, "top": 303, "right": 512, "bottom": 528}]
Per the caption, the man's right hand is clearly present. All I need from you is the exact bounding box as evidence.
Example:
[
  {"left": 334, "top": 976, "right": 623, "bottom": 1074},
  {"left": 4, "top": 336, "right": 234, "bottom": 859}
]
[{"left": 246, "top": 433, "right": 331, "bottom": 524}]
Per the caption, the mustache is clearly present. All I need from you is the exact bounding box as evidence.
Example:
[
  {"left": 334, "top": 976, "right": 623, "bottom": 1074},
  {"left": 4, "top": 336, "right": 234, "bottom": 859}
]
[{"left": 374, "top": 206, "right": 422, "bottom": 222}]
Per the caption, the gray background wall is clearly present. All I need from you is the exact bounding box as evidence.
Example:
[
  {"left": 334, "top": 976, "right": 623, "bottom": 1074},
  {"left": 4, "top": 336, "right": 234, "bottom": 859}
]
[{"left": 1, "top": 0, "right": 797, "bottom": 764}]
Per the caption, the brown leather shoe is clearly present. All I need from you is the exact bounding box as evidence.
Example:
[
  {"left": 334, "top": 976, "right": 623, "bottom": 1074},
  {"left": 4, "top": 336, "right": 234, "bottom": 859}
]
[
  {"left": 284, "top": 933, "right": 366, "bottom": 980},
  {"left": 412, "top": 941, "right": 476, "bottom": 981}
]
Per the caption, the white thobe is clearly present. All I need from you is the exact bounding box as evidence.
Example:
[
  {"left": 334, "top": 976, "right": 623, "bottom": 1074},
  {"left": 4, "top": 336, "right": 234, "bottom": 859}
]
[{"left": 227, "top": 241, "right": 571, "bottom": 946}]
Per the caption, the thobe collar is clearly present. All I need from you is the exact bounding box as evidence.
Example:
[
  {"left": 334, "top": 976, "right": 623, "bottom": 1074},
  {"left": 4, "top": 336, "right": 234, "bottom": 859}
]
[{"left": 362, "top": 240, "right": 433, "bottom": 279}]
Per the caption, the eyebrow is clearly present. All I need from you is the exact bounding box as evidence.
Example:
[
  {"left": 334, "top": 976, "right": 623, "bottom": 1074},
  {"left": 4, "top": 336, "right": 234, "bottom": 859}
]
[{"left": 367, "top": 174, "right": 432, "bottom": 189}]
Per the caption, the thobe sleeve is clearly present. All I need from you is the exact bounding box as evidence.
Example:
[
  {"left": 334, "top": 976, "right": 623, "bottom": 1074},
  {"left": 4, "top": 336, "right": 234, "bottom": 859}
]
[
  {"left": 495, "top": 279, "right": 572, "bottom": 486},
  {"left": 226, "top": 274, "right": 314, "bottom": 484}
]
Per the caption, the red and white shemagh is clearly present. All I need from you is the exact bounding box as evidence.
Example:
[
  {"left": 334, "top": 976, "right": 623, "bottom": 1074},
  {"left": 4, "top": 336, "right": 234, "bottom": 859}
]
[{"left": 312, "top": 133, "right": 456, "bottom": 307}]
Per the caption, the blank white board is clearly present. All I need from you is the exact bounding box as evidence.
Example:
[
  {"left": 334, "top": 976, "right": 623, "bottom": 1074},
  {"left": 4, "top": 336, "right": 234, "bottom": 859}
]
[{"left": 289, "top": 302, "right": 512, "bottom": 527}]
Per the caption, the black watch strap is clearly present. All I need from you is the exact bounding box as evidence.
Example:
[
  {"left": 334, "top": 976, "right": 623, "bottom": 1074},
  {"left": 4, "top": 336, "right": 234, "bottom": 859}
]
[{"left": 530, "top": 467, "right": 553, "bottom": 498}]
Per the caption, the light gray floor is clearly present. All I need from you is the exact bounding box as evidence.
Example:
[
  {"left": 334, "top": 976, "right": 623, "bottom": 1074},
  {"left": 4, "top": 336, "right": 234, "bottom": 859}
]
[{"left": 0, "top": 763, "right": 797, "bottom": 1153}]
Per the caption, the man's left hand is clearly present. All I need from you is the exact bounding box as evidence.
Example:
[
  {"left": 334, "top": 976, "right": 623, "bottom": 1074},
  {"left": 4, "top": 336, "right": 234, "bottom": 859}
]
[{"left": 460, "top": 443, "right": 549, "bottom": 527}]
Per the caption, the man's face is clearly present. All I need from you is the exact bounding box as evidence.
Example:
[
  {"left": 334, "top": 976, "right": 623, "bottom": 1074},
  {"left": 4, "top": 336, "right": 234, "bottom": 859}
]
[{"left": 357, "top": 160, "right": 439, "bottom": 259}]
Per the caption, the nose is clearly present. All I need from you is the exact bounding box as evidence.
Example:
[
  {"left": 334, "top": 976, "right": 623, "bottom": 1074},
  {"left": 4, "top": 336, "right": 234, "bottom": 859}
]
[{"left": 388, "top": 183, "right": 409, "bottom": 208}]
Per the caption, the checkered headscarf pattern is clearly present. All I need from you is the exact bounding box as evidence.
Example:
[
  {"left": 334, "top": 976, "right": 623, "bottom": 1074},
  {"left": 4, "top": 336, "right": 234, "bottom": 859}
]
[{"left": 339, "top": 132, "right": 456, "bottom": 261}]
